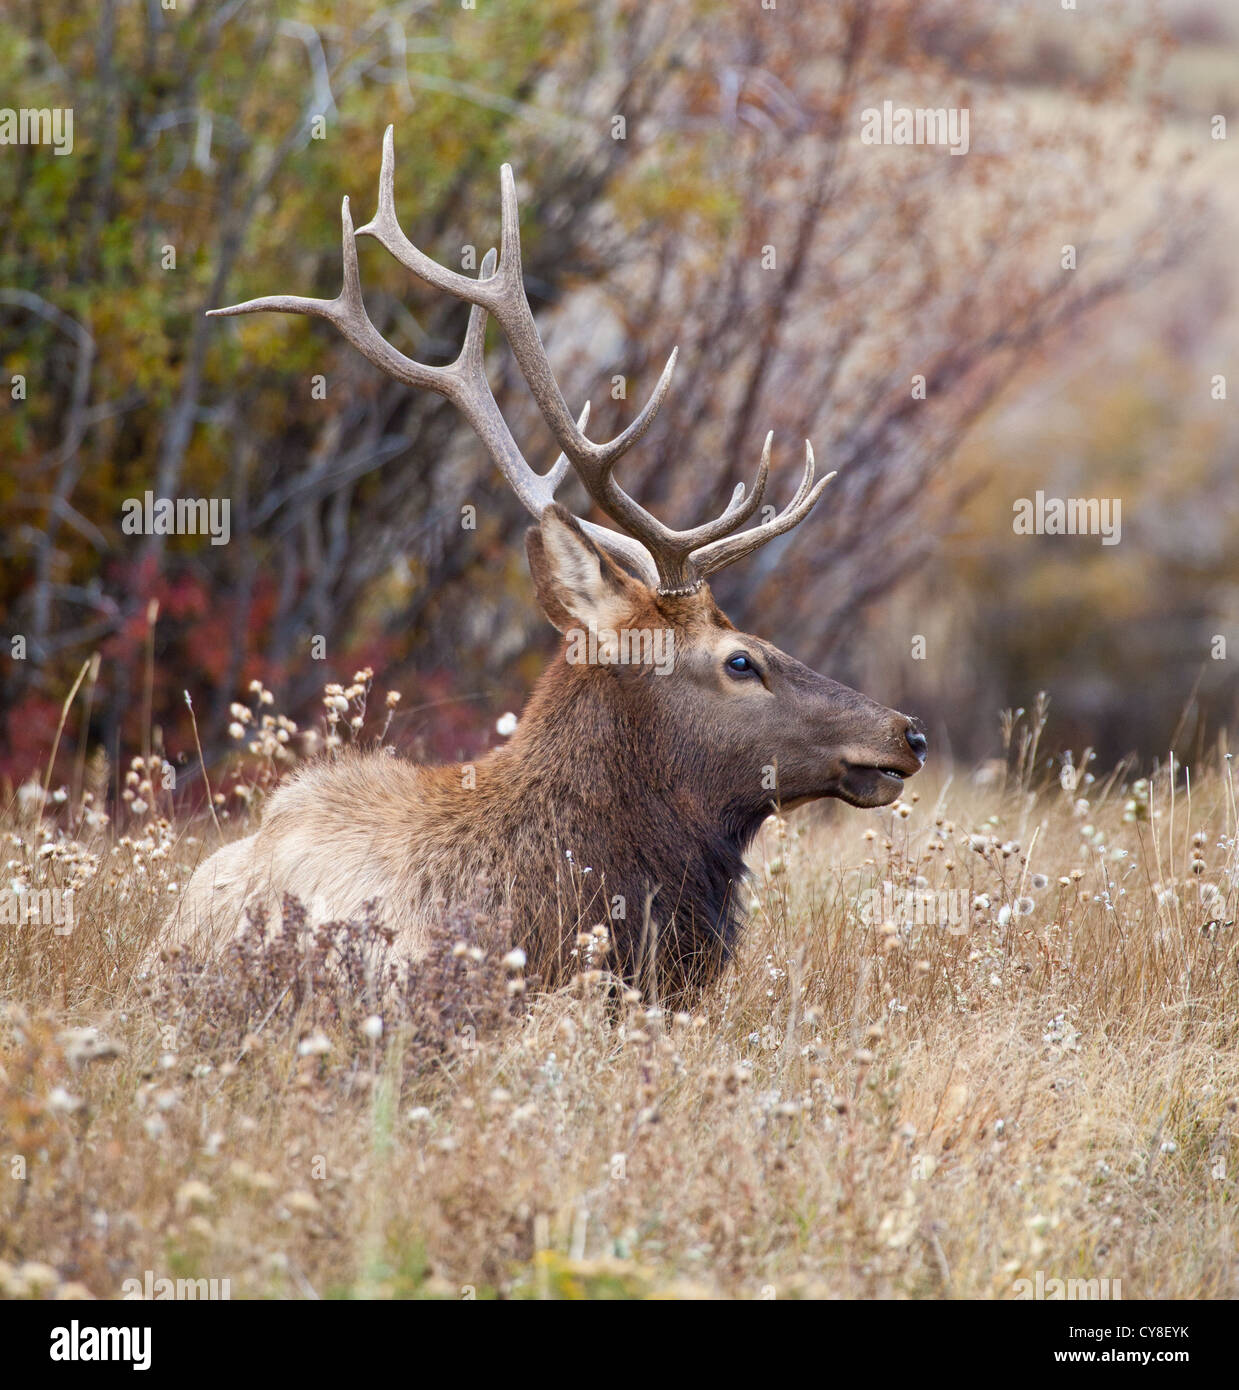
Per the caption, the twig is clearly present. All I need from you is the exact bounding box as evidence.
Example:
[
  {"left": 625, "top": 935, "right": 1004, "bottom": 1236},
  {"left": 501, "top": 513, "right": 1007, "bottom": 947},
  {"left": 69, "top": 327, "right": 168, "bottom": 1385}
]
[
  {"left": 70, "top": 653, "right": 102, "bottom": 822},
  {"left": 142, "top": 599, "right": 158, "bottom": 768},
  {"left": 185, "top": 691, "right": 222, "bottom": 835},
  {"left": 40, "top": 656, "right": 94, "bottom": 820}
]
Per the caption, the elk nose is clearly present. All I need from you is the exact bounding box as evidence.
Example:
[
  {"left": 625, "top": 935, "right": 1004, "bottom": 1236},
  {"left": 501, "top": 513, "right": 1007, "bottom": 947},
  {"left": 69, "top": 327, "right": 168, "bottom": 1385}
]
[{"left": 905, "top": 724, "right": 928, "bottom": 764}]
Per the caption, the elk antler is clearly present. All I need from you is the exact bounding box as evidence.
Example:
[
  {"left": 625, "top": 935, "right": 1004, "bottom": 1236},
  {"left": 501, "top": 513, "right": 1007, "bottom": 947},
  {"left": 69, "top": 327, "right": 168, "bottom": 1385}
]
[{"left": 208, "top": 126, "right": 835, "bottom": 593}]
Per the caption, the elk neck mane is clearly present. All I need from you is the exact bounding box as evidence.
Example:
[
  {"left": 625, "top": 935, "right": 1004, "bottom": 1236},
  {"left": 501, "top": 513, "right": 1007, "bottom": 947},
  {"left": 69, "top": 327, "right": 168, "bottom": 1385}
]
[{"left": 468, "top": 643, "right": 757, "bottom": 984}]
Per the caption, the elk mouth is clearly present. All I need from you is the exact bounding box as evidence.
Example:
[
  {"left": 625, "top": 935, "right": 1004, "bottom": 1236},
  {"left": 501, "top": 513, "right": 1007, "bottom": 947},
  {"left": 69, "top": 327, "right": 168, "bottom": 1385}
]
[
  {"left": 834, "top": 761, "right": 916, "bottom": 808},
  {"left": 778, "top": 760, "right": 918, "bottom": 813}
]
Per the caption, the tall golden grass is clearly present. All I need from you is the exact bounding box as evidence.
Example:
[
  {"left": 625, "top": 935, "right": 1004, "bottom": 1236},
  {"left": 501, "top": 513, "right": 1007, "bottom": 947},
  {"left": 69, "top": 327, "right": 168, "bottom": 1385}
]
[{"left": 1, "top": 702, "right": 1236, "bottom": 1299}]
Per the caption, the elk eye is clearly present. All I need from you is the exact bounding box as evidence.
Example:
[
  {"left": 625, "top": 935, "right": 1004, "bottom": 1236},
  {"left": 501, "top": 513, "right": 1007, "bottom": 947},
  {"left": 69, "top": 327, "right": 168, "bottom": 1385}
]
[{"left": 726, "top": 653, "right": 757, "bottom": 678}]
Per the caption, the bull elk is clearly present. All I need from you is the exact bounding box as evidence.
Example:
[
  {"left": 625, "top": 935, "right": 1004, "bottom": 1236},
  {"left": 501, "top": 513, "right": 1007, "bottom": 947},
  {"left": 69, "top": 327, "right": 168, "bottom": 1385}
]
[{"left": 172, "top": 127, "right": 926, "bottom": 998}]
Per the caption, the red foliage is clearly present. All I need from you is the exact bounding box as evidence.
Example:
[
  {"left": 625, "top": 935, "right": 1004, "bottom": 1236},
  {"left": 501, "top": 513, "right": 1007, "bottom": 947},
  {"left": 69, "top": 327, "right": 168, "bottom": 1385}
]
[{"left": 1, "top": 694, "right": 63, "bottom": 787}]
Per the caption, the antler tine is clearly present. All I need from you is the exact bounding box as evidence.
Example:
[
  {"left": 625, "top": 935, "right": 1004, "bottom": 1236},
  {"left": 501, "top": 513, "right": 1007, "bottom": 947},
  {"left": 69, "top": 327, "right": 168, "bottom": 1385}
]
[
  {"left": 586, "top": 430, "right": 818, "bottom": 592},
  {"left": 210, "top": 196, "right": 465, "bottom": 400},
  {"left": 786, "top": 436, "right": 821, "bottom": 510},
  {"left": 207, "top": 195, "right": 363, "bottom": 327},
  {"left": 210, "top": 130, "right": 833, "bottom": 593},
  {"left": 547, "top": 401, "right": 590, "bottom": 494},
  {"left": 684, "top": 430, "right": 774, "bottom": 541},
  {"left": 355, "top": 129, "right": 575, "bottom": 440},
  {"left": 456, "top": 248, "right": 495, "bottom": 374},
  {"left": 619, "top": 431, "right": 772, "bottom": 576},
  {"left": 541, "top": 398, "right": 679, "bottom": 585},
  {"left": 462, "top": 257, "right": 660, "bottom": 584},
  {"left": 688, "top": 442, "right": 837, "bottom": 580},
  {"left": 209, "top": 205, "right": 663, "bottom": 586},
  {"left": 354, "top": 126, "right": 504, "bottom": 310},
  {"left": 353, "top": 129, "right": 682, "bottom": 508}
]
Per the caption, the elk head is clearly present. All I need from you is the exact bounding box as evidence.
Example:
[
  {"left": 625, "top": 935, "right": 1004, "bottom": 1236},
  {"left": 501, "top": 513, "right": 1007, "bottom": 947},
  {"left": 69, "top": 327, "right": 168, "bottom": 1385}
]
[
  {"left": 525, "top": 505, "right": 925, "bottom": 842},
  {"left": 209, "top": 127, "right": 926, "bottom": 834}
]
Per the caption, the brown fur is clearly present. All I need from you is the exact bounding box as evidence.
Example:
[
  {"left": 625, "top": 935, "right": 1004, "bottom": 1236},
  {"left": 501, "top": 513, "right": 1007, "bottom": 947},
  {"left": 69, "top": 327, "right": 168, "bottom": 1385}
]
[{"left": 168, "top": 508, "right": 924, "bottom": 1000}]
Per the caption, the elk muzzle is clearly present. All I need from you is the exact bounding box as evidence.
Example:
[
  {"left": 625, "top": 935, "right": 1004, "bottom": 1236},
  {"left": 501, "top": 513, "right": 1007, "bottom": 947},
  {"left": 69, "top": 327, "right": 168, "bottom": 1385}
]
[{"left": 828, "top": 714, "right": 927, "bottom": 807}]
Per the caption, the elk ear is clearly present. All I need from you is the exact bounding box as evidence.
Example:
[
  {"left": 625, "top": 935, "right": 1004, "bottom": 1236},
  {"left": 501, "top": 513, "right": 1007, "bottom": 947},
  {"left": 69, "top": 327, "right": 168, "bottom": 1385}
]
[{"left": 526, "top": 505, "right": 638, "bottom": 634}]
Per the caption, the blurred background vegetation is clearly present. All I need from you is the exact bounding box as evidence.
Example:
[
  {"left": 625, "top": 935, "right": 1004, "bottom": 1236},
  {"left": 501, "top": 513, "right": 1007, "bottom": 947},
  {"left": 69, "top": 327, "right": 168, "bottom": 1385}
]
[{"left": 1, "top": 0, "right": 1236, "bottom": 797}]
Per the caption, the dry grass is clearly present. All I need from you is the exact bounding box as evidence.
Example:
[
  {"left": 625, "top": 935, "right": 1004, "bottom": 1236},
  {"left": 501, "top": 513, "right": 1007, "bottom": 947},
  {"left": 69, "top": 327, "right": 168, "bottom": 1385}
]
[{"left": 2, "top": 710, "right": 1237, "bottom": 1300}]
